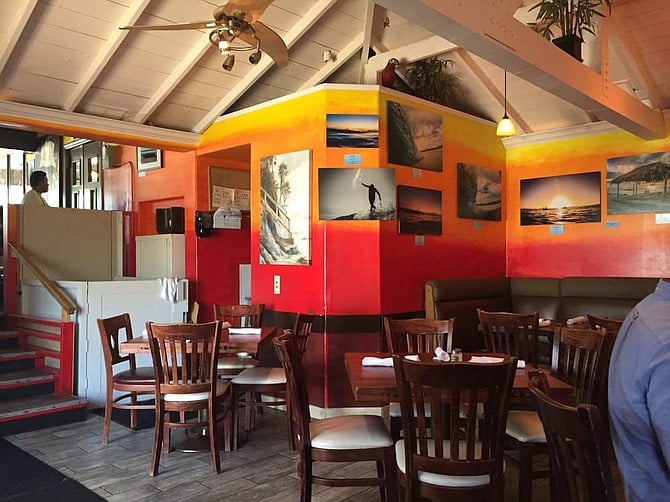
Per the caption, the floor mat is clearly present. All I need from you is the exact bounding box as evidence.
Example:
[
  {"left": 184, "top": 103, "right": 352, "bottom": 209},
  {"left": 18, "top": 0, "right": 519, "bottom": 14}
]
[{"left": 0, "top": 437, "right": 104, "bottom": 500}]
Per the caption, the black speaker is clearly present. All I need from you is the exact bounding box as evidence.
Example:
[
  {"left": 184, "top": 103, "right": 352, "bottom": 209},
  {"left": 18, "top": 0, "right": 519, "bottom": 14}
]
[
  {"left": 195, "top": 211, "right": 213, "bottom": 237},
  {"left": 156, "top": 207, "right": 185, "bottom": 234}
]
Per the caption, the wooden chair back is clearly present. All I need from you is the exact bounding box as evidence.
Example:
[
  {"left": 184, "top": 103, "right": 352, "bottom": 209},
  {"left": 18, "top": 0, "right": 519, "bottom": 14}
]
[
  {"left": 586, "top": 314, "right": 624, "bottom": 336},
  {"left": 146, "top": 321, "right": 223, "bottom": 399},
  {"left": 529, "top": 378, "right": 616, "bottom": 502},
  {"left": 213, "top": 303, "right": 264, "bottom": 328},
  {"left": 273, "top": 332, "right": 312, "bottom": 450},
  {"left": 291, "top": 313, "right": 315, "bottom": 359},
  {"left": 98, "top": 312, "right": 136, "bottom": 372},
  {"left": 477, "top": 309, "right": 539, "bottom": 364},
  {"left": 384, "top": 317, "right": 455, "bottom": 353},
  {"left": 393, "top": 354, "right": 517, "bottom": 501},
  {"left": 551, "top": 327, "right": 606, "bottom": 406}
]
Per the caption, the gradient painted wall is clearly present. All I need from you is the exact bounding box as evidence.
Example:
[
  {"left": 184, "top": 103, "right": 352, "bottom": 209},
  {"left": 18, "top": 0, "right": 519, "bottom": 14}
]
[
  {"left": 199, "top": 87, "right": 508, "bottom": 318},
  {"left": 506, "top": 129, "right": 670, "bottom": 278}
]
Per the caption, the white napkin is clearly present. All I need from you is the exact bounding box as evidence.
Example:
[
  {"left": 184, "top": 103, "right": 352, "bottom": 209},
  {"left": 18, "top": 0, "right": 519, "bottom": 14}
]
[
  {"left": 470, "top": 356, "right": 505, "bottom": 364},
  {"left": 517, "top": 360, "right": 526, "bottom": 369},
  {"left": 362, "top": 356, "right": 393, "bottom": 367},
  {"left": 566, "top": 315, "right": 587, "bottom": 325},
  {"left": 405, "top": 354, "right": 419, "bottom": 361},
  {"left": 434, "top": 347, "right": 450, "bottom": 362},
  {"left": 539, "top": 319, "right": 551, "bottom": 327},
  {"left": 229, "top": 327, "right": 262, "bottom": 335}
]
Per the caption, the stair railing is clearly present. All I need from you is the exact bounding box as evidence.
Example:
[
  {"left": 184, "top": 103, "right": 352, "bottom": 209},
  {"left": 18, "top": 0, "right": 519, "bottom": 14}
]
[{"left": 7, "top": 242, "right": 77, "bottom": 320}]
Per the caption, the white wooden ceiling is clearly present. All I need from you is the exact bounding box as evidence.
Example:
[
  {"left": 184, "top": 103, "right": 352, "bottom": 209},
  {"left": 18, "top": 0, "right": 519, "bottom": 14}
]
[{"left": 0, "top": 0, "right": 667, "bottom": 145}]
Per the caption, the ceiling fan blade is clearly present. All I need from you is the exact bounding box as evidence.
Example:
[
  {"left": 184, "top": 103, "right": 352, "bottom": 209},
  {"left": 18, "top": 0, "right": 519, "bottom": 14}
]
[
  {"left": 239, "top": 21, "right": 288, "bottom": 67},
  {"left": 214, "top": 0, "right": 275, "bottom": 24},
  {"left": 120, "top": 20, "right": 217, "bottom": 31}
]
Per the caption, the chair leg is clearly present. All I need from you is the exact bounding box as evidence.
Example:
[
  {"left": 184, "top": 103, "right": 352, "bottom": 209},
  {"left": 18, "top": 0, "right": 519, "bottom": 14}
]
[
  {"left": 103, "top": 395, "right": 112, "bottom": 445},
  {"left": 208, "top": 407, "right": 221, "bottom": 474},
  {"left": 150, "top": 407, "right": 164, "bottom": 476},
  {"left": 301, "top": 455, "right": 312, "bottom": 502},
  {"left": 129, "top": 393, "right": 138, "bottom": 429},
  {"left": 390, "top": 417, "right": 402, "bottom": 442},
  {"left": 383, "top": 448, "right": 398, "bottom": 502},
  {"left": 518, "top": 450, "right": 533, "bottom": 502},
  {"left": 376, "top": 460, "right": 387, "bottom": 502}
]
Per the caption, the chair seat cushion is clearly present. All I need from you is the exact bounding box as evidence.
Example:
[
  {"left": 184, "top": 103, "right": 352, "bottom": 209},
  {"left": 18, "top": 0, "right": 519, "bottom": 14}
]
[
  {"left": 217, "top": 357, "right": 259, "bottom": 370},
  {"left": 113, "top": 366, "right": 155, "bottom": 385},
  {"left": 310, "top": 415, "right": 393, "bottom": 450},
  {"left": 231, "top": 367, "right": 286, "bottom": 385},
  {"left": 395, "top": 439, "right": 491, "bottom": 487},
  {"left": 505, "top": 410, "right": 546, "bottom": 442},
  {"left": 389, "top": 402, "right": 432, "bottom": 418},
  {"left": 164, "top": 380, "right": 229, "bottom": 402}
]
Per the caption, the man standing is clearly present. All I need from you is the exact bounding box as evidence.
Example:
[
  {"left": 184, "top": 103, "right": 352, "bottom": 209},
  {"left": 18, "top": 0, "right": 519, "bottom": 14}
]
[
  {"left": 609, "top": 278, "right": 670, "bottom": 501},
  {"left": 22, "top": 170, "right": 50, "bottom": 206},
  {"left": 361, "top": 182, "right": 381, "bottom": 212}
]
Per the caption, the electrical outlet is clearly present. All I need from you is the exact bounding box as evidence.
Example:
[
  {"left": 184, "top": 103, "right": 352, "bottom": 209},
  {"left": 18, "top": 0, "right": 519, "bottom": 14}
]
[{"left": 273, "top": 275, "right": 281, "bottom": 295}]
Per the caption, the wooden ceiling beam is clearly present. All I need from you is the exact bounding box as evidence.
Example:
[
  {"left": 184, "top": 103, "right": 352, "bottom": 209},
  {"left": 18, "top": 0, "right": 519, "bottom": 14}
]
[{"left": 377, "top": 0, "right": 665, "bottom": 139}]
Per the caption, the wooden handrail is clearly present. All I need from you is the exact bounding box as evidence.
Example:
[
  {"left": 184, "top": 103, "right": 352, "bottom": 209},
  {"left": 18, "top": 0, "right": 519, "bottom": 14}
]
[{"left": 8, "top": 242, "right": 77, "bottom": 317}]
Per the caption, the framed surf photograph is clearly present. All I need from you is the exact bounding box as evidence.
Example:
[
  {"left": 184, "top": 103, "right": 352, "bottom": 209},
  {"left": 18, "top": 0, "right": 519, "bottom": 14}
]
[{"left": 397, "top": 185, "right": 442, "bottom": 235}]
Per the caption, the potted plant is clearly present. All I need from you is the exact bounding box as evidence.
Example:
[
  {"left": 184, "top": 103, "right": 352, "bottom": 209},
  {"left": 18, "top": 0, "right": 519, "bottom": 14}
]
[
  {"left": 404, "top": 56, "right": 459, "bottom": 106},
  {"left": 529, "top": 0, "right": 612, "bottom": 61}
]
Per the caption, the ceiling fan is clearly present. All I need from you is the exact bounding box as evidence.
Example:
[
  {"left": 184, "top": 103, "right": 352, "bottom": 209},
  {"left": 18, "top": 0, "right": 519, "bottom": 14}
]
[{"left": 120, "top": 0, "right": 288, "bottom": 71}]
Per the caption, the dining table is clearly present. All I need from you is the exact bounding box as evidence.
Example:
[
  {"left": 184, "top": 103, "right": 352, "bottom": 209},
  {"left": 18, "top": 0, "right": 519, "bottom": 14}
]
[
  {"left": 344, "top": 352, "right": 575, "bottom": 405},
  {"left": 119, "top": 325, "right": 278, "bottom": 356}
]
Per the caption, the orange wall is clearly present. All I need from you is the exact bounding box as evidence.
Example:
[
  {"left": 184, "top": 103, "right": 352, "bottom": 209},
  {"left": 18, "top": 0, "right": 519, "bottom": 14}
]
[{"left": 506, "top": 129, "right": 670, "bottom": 278}]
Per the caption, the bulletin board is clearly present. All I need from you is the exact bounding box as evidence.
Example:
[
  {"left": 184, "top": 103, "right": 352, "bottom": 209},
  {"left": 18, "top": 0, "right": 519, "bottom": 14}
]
[{"left": 209, "top": 167, "right": 250, "bottom": 210}]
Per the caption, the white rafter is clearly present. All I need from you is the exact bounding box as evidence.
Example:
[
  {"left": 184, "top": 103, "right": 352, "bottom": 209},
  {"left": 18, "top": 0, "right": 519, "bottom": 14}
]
[
  {"left": 0, "top": 0, "right": 39, "bottom": 75},
  {"left": 364, "top": 35, "right": 458, "bottom": 84},
  {"left": 132, "top": 40, "right": 212, "bottom": 124},
  {"left": 63, "top": 0, "right": 153, "bottom": 112},
  {"left": 456, "top": 48, "right": 532, "bottom": 134},
  {"left": 301, "top": 32, "right": 364, "bottom": 90},
  {"left": 193, "top": 0, "right": 339, "bottom": 133}
]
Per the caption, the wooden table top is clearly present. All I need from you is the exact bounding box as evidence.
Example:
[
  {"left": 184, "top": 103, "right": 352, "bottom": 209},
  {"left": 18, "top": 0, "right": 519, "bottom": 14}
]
[
  {"left": 120, "top": 326, "right": 278, "bottom": 355},
  {"left": 344, "top": 352, "right": 574, "bottom": 404}
]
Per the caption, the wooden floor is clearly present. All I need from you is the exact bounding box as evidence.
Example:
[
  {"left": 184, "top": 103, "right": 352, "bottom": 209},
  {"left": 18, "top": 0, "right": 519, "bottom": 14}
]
[{"left": 5, "top": 408, "right": 624, "bottom": 501}]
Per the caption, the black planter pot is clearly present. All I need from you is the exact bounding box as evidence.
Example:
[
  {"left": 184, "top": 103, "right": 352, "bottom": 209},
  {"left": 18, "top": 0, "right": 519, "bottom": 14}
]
[{"left": 552, "top": 34, "right": 583, "bottom": 61}]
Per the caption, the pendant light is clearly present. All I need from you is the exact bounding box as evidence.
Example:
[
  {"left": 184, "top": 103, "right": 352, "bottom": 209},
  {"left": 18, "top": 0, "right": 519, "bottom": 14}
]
[{"left": 496, "top": 70, "right": 516, "bottom": 137}]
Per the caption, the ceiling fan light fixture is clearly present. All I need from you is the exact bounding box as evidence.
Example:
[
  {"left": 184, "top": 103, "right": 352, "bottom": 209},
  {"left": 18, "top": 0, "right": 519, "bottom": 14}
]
[
  {"left": 249, "top": 50, "right": 262, "bottom": 65},
  {"left": 496, "top": 70, "right": 516, "bottom": 137},
  {"left": 222, "top": 54, "right": 235, "bottom": 71}
]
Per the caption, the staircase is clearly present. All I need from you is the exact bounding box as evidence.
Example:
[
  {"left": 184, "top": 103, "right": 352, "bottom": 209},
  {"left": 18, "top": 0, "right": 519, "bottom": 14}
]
[{"left": 0, "top": 316, "right": 87, "bottom": 436}]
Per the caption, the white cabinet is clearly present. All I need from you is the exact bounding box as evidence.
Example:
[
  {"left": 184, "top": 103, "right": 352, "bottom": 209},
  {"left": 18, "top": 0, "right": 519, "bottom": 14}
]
[{"left": 136, "top": 234, "right": 185, "bottom": 278}]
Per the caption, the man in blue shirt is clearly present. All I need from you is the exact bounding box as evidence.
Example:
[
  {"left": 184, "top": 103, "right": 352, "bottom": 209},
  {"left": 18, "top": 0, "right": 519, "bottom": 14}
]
[{"left": 609, "top": 278, "right": 670, "bottom": 501}]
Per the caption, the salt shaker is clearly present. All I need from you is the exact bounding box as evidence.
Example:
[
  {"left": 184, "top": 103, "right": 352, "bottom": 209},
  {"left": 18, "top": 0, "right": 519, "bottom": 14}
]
[{"left": 450, "top": 348, "right": 463, "bottom": 362}]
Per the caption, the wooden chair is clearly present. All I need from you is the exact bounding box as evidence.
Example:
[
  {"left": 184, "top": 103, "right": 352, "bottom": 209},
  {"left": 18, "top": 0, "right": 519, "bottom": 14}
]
[
  {"left": 213, "top": 303, "right": 264, "bottom": 327},
  {"left": 231, "top": 313, "right": 315, "bottom": 450},
  {"left": 586, "top": 314, "right": 624, "bottom": 336},
  {"left": 97, "top": 313, "right": 155, "bottom": 445},
  {"left": 214, "top": 303, "right": 265, "bottom": 377},
  {"left": 384, "top": 317, "right": 455, "bottom": 354},
  {"left": 273, "top": 332, "right": 396, "bottom": 502},
  {"left": 528, "top": 372, "right": 616, "bottom": 502},
  {"left": 477, "top": 309, "right": 539, "bottom": 365},
  {"left": 146, "top": 321, "right": 232, "bottom": 476},
  {"left": 587, "top": 313, "right": 622, "bottom": 434},
  {"left": 504, "top": 326, "right": 607, "bottom": 502},
  {"left": 393, "top": 354, "right": 517, "bottom": 501},
  {"left": 383, "top": 316, "right": 455, "bottom": 441}
]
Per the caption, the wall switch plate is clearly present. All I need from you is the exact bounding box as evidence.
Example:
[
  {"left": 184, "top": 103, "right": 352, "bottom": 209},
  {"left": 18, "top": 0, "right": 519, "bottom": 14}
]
[{"left": 273, "top": 275, "right": 281, "bottom": 295}]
